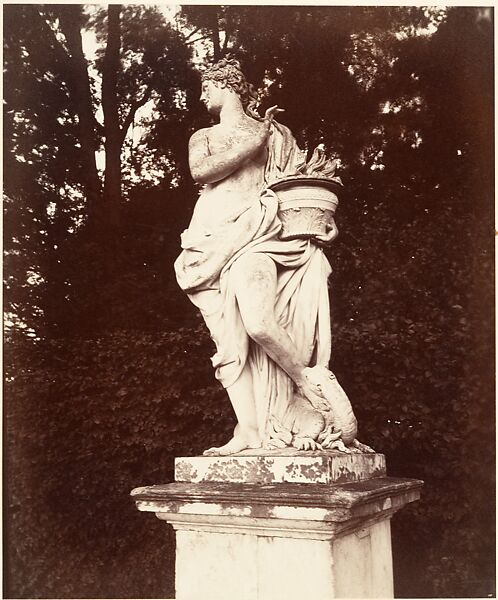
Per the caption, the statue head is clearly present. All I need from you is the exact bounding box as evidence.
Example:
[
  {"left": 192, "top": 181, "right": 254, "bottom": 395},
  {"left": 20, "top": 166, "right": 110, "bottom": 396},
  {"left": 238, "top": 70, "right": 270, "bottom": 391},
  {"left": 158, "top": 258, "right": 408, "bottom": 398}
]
[{"left": 201, "top": 56, "right": 260, "bottom": 118}]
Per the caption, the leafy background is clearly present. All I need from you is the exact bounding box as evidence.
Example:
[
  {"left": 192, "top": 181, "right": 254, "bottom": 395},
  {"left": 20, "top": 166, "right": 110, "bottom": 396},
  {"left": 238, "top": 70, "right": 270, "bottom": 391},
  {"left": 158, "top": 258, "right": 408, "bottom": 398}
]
[{"left": 3, "top": 5, "right": 494, "bottom": 598}]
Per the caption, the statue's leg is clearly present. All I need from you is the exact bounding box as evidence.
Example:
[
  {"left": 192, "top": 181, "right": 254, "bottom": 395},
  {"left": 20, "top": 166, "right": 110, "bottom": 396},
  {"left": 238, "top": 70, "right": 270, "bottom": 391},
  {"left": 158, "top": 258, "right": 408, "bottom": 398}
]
[
  {"left": 203, "top": 364, "right": 262, "bottom": 456},
  {"left": 230, "top": 252, "right": 328, "bottom": 409}
]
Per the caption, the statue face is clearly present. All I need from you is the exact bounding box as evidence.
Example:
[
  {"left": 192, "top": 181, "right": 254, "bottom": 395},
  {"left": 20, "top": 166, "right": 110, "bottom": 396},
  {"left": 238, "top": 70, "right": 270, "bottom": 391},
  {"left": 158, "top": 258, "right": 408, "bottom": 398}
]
[{"left": 200, "top": 79, "right": 229, "bottom": 115}]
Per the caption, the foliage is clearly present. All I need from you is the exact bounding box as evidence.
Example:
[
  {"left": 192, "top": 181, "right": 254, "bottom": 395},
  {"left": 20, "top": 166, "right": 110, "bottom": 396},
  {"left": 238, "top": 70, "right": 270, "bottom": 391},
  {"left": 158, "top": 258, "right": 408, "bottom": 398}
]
[
  {"left": 3, "top": 4, "right": 195, "bottom": 336},
  {"left": 3, "top": 4, "right": 494, "bottom": 598},
  {"left": 327, "top": 176, "right": 494, "bottom": 597},
  {"left": 4, "top": 326, "right": 236, "bottom": 598}
]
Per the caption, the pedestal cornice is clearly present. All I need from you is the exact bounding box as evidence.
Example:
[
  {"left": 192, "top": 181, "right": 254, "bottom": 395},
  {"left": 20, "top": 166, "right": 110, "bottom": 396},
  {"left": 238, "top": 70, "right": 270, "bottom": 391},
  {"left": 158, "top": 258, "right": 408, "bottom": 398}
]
[{"left": 131, "top": 476, "right": 423, "bottom": 540}]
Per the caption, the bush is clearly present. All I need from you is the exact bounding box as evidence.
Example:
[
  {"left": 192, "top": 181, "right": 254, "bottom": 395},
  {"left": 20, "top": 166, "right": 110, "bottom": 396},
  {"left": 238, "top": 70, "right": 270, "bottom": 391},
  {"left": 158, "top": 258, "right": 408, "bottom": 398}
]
[{"left": 4, "top": 326, "right": 236, "bottom": 598}]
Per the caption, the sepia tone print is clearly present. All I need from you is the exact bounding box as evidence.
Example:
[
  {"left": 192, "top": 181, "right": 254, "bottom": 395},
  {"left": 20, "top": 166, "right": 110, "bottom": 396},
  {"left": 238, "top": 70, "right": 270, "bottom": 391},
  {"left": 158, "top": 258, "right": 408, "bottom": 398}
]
[{"left": 3, "top": 5, "right": 494, "bottom": 598}]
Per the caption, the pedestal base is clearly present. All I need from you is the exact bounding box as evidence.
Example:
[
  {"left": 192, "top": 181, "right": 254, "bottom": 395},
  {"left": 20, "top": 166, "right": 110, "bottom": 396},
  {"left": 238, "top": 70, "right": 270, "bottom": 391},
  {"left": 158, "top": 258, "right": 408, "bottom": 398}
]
[
  {"left": 131, "top": 454, "right": 422, "bottom": 600},
  {"left": 174, "top": 518, "right": 393, "bottom": 599}
]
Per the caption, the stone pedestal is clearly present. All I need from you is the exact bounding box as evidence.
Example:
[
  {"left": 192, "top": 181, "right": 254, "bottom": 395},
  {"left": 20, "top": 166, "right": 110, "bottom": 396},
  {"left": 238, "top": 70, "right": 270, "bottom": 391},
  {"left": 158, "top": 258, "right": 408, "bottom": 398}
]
[{"left": 131, "top": 450, "right": 422, "bottom": 600}]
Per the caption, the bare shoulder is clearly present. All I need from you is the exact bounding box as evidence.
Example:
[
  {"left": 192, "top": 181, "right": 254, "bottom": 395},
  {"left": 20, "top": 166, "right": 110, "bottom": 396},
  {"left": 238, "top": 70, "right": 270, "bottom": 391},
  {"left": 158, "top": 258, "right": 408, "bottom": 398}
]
[
  {"left": 189, "top": 127, "right": 211, "bottom": 147},
  {"left": 234, "top": 115, "right": 264, "bottom": 134},
  {"left": 188, "top": 127, "right": 214, "bottom": 165}
]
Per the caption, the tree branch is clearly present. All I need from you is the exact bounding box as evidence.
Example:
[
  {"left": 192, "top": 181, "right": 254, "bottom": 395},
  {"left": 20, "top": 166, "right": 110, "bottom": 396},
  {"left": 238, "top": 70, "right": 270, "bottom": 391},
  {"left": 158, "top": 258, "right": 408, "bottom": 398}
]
[
  {"left": 222, "top": 34, "right": 231, "bottom": 53},
  {"left": 183, "top": 26, "right": 202, "bottom": 42},
  {"left": 119, "top": 86, "right": 153, "bottom": 145},
  {"left": 185, "top": 34, "right": 212, "bottom": 46},
  {"left": 93, "top": 117, "right": 105, "bottom": 137}
]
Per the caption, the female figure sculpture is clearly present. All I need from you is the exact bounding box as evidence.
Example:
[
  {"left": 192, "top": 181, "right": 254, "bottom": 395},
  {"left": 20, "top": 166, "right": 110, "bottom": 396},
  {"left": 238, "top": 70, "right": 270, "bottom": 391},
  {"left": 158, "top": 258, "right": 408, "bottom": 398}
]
[{"left": 175, "top": 57, "right": 370, "bottom": 456}]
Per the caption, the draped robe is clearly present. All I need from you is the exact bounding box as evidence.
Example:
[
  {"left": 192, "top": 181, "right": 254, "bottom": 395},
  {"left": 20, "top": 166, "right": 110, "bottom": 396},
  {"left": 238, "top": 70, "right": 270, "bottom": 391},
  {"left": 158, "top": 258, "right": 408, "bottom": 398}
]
[{"left": 174, "top": 122, "right": 333, "bottom": 443}]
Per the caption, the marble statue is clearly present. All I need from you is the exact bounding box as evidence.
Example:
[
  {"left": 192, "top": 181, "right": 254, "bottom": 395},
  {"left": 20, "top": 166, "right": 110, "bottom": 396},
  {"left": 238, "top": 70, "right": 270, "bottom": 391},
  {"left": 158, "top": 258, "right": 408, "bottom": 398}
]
[{"left": 175, "top": 57, "right": 373, "bottom": 456}]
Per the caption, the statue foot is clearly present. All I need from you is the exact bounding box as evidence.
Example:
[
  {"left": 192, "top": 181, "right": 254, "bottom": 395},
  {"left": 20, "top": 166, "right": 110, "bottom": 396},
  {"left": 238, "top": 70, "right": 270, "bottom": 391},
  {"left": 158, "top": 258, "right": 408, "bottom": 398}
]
[
  {"left": 328, "top": 439, "right": 351, "bottom": 453},
  {"left": 203, "top": 434, "right": 261, "bottom": 456},
  {"left": 293, "top": 436, "right": 323, "bottom": 451},
  {"left": 318, "top": 428, "right": 343, "bottom": 448}
]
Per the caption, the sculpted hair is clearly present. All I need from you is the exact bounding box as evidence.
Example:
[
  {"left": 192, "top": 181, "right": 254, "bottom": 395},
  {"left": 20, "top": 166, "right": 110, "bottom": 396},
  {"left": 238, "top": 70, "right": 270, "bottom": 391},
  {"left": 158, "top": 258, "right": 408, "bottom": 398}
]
[{"left": 202, "top": 56, "right": 261, "bottom": 119}]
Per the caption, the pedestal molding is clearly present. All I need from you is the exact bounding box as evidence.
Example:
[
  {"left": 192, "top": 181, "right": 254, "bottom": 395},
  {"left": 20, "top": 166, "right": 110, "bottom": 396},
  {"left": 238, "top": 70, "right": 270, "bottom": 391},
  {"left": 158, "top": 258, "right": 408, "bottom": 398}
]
[
  {"left": 132, "top": 476, "right": 423, "bottom": 523},
  {"left": 153, "top": 505, "right": 406, "bottom": 542},
  {"left": 160, "top": 514, "right": 337, "bottom": 540}
]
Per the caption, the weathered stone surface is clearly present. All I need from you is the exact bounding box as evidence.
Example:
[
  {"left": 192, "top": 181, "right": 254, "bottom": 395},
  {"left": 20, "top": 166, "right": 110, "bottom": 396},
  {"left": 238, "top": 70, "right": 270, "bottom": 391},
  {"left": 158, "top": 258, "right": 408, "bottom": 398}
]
[
  {"left": 174, "top": 518, "right": 393, "bottom": 600},
  {"left": 332, "top": 519, "right": 394, "bottom": 598},
  {"left": 175, "top": 527, "right": 338, "bottom": 600},
  {"left": 131, "top": 475, "right": 422, "bottom": 599},
  {"left": 131, "top": 476, "right": 422, "bottom": 527},
  {"left": 175, "top": 450, "right": 386, "bottom": 485}
]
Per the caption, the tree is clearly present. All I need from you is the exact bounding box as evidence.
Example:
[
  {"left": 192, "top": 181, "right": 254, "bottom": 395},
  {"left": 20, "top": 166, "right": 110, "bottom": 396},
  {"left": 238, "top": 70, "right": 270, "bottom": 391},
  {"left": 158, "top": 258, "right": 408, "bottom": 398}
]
[{"left": 4, "top": 4, "right": 195, "bottom": 337}]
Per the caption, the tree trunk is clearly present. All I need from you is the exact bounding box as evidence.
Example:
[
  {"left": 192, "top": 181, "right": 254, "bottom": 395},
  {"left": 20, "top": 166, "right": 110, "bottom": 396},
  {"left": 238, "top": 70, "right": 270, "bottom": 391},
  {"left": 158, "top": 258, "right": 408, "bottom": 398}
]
[
  {"left": 102, "top": 5, "right": 123, "bottom": 230},
  {"left": 56, "top": 6, "right": 102, "bottom": 225},
  {"left": 210, "top": 8, "right": 221, "bottom": 60}
]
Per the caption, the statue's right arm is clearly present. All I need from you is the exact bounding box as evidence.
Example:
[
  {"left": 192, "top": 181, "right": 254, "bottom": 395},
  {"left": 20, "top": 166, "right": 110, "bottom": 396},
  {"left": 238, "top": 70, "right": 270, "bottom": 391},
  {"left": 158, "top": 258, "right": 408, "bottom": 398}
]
[{"left": 188, "top": 128, "right": 265, "bottom": 184}]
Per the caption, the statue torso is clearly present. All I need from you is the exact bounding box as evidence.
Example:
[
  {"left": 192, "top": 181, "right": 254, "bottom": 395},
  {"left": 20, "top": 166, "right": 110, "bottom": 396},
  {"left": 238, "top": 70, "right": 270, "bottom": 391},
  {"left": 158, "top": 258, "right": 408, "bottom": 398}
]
[{"left": 190, "top": 118, "right": 268, "bottom": 232}]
